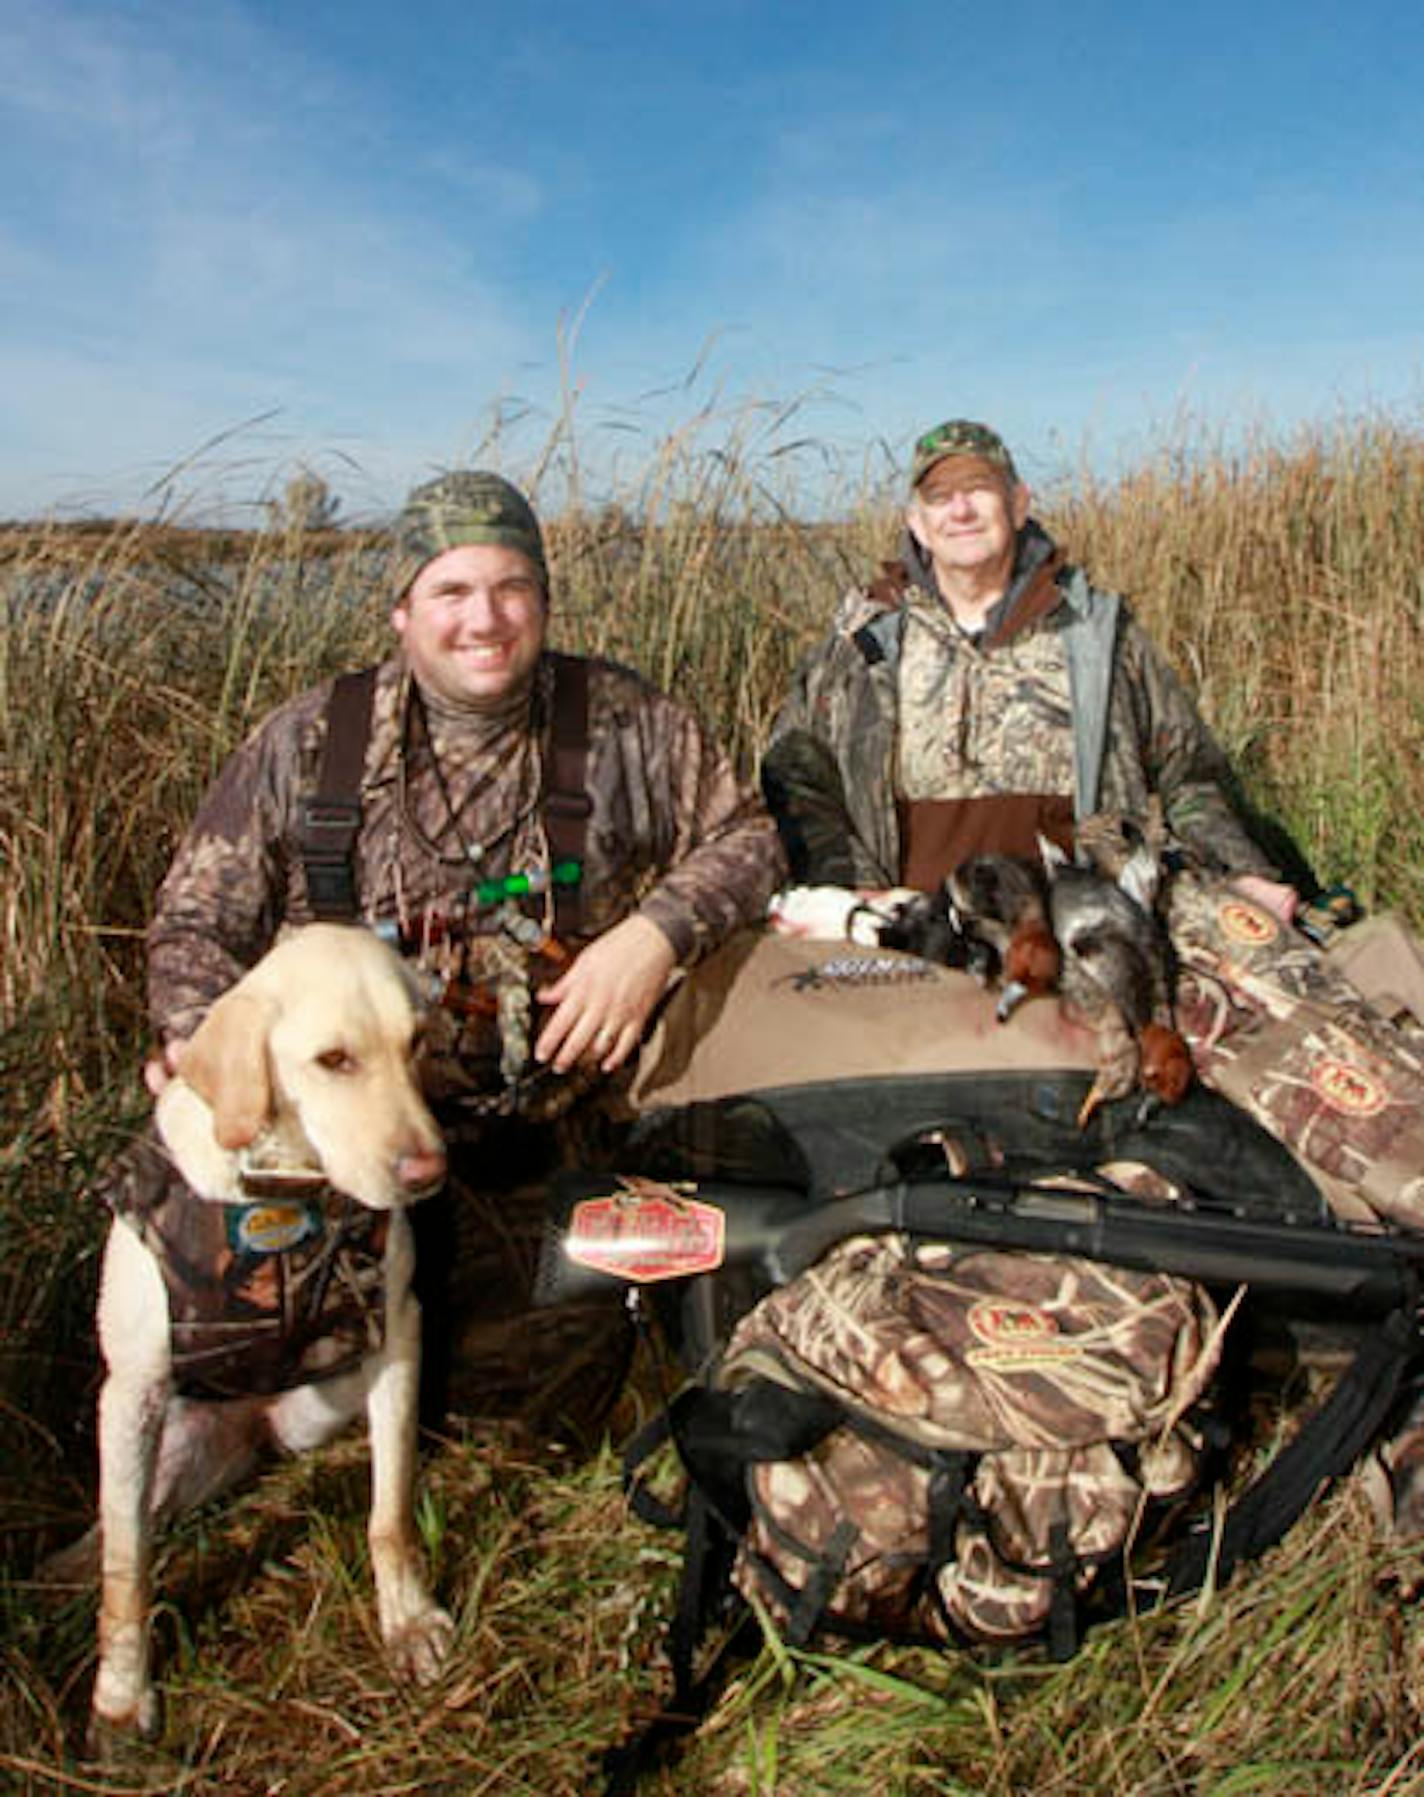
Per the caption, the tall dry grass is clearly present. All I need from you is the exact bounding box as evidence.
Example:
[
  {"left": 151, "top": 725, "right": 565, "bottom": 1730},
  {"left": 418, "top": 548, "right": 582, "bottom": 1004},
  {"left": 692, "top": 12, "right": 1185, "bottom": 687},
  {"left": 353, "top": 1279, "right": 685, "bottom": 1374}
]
[
  {"left": 3, "top": 404, "right": 1424, "bottom": 1792},
  {"left": 1047, "top": 417, "right": 1424, "bottom": 914},
  {"left": 6, "top": 408, "right": 1422, "bottom": 1061}
]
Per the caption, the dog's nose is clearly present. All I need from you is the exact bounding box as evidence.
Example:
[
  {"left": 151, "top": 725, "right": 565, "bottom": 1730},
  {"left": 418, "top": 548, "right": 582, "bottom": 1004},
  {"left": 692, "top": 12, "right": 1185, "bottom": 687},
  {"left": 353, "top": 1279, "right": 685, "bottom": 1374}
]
[{"left": 397, "top": 1148, "right": 447, "bottom": 1196}]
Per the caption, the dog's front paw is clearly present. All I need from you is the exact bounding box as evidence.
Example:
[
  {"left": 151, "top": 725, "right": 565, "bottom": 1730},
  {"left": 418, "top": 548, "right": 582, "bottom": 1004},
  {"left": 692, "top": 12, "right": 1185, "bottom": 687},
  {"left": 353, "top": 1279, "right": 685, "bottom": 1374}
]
[
  {"left": 86, "top": 1686, "right": 161, "bottom": 1759},
  {"left": 385, "top": 1603, "right": 455, "bottom": 1685}
]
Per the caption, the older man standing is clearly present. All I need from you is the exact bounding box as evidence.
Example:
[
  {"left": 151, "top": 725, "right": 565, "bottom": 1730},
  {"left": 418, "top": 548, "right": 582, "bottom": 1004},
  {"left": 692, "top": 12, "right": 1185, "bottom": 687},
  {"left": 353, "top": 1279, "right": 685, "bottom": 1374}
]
[
  {"left": 147, "top": 470, "right": 785, "bottom": 1431},
  {"left": 762, "top": 418, "right": 1296, "bottom": 920}
]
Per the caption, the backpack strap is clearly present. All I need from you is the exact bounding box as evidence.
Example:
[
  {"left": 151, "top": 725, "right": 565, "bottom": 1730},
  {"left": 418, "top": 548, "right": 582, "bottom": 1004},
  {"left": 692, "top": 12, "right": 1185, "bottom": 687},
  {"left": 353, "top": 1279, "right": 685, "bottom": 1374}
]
[
  {"left": 1163, "top": 1303, "right": 1420, "bottom": 1596},
  {"left": 544, "top": 655, "right": 592, "bottom": 940},
  {"left": 297, "top": 667, "right": 377, "bottom": 921},
  {"left": 622, "top": 1409, "right": 683, "bottom": 1530},
  {"left": 1085, "top": 1298, "right": 1422, "bottom": 1632},
  {"left": 602, "top": 1484, "right": 753, "bottom": 1797}
]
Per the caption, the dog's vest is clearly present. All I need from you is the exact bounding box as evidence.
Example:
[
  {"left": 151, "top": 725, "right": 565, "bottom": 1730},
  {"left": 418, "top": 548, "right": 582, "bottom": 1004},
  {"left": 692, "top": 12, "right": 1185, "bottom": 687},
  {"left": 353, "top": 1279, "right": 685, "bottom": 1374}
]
[{"left": 102, "top": 1133, "right": 389, "bottom": 1400}]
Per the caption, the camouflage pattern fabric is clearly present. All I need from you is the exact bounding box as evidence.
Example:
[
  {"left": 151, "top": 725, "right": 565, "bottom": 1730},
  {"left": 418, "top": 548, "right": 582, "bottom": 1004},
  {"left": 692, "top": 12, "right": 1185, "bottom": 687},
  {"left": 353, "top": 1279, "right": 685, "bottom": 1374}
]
[
  {"left": 911, "top": 420, "right": 1019, "bottom": 488},
  {"left": 389, "top": 469, "right": 548, "bottom": 594},
  {"left": 1166, "top": 873, "right": 1424, "bottom": 1229},
  {"left": 718, "top": 1230, "right": 1221, "bottom": 1644},
  {"left": 416, "top": 1111, "right": 634, "bottom": 1444},
  {"left": 101, "top": 1134, "right": 388, "bottom": 1401},
  {"left": 762, "top": 538, "right": 1275, "bottom": 889},
  {"left": 1329, "top": 914, "right": 1424, "bottom": 1031},
  {"left": 896, "top": 586, "right": 1076, "bottom": 802},
  {"left": 149, "top": 651, "right": 783, "bottom": 1066}
]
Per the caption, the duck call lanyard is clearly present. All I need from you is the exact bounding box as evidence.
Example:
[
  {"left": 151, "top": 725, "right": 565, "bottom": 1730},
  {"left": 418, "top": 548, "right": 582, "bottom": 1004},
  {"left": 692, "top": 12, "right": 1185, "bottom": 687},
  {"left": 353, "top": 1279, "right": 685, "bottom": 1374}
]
[{"left": 296, "top": 655, "right": 590, "bottom": 940}]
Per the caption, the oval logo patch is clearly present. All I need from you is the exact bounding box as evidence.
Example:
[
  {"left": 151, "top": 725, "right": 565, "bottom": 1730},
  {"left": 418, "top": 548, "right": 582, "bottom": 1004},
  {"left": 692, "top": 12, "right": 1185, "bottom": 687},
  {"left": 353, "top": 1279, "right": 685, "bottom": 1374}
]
[
  {"left": 1310, "top": 1057, "right": 1389, "bottom": 1117},
  {"left": 1218, "top": 900, "right": 1279, "bottom": 946},
  {"left": 230, "top": 1201, "right": 321, "bottom": 1255}
]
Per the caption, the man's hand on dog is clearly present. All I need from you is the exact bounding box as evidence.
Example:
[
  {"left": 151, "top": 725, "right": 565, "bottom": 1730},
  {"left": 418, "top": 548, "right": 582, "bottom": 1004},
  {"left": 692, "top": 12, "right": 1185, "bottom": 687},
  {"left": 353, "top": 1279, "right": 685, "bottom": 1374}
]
[{"left": 534, "top": 914, "right": 676, "bottom": 1074}]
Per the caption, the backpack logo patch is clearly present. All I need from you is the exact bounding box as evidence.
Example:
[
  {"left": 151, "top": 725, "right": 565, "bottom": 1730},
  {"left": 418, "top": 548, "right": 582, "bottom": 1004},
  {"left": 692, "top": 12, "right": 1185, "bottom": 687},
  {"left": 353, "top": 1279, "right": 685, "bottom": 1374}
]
[
  {"left": 1310, "top": 1055, "right": 1389, "bottom": 1117},
  {"left": 1217, "top": 900, "right": 1279, "bottom": 946},
  {"left": 966, "top": 1299, "right": 1067, "bottom": 1367}
]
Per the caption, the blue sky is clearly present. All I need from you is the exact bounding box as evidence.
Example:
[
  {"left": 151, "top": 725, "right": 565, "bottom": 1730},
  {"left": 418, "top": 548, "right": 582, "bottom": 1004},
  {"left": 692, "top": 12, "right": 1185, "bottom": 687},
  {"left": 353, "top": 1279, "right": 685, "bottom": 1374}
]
[{"left": 3, "top": 0, "right": 1422, "bottom": 521}]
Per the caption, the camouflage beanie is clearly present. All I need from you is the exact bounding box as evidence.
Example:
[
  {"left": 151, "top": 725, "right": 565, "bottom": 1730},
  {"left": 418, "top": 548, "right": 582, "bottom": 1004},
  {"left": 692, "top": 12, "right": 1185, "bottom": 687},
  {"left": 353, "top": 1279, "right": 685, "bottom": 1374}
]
[
  {"left": 910, "top": 420, "right": 1019, "bottom": 489},
  {"left": 391, "top": 470, "right": 548, "bottom": 595}
]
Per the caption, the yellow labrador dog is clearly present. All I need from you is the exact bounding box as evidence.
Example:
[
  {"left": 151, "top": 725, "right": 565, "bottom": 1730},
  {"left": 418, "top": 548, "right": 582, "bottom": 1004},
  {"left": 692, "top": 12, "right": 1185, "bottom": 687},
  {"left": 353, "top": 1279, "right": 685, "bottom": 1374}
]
[{"left": 90, "top": 924, "right": 451, "bottom": 1743}]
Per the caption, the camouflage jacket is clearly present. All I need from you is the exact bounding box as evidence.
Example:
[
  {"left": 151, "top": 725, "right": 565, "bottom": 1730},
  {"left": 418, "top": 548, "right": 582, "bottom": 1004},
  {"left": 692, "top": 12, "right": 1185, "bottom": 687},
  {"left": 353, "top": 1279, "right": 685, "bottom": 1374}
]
[
  {"left": 149, "top": 651, "right": 784, "bottom": 1048},
  {"left": 762, "top": 529, "right": 1276, "bottom": 888}
]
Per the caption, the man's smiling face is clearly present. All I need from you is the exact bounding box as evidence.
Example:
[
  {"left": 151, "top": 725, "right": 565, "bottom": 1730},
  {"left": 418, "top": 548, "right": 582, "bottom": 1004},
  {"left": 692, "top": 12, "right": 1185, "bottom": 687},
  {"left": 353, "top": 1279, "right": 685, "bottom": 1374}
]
[
  {"left": 907, "top": 455, "right": 1030, "bottom": 585},
  {"left": 392, "top": 542, "right": 547, "bottom": 709}
]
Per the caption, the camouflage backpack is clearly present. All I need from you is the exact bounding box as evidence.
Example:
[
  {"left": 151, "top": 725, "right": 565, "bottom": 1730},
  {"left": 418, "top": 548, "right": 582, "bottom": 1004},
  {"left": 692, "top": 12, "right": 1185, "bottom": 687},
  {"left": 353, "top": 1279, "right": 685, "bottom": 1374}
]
[{"left": 705, "top": 1232, "right": 1222, "bottom": 1651}]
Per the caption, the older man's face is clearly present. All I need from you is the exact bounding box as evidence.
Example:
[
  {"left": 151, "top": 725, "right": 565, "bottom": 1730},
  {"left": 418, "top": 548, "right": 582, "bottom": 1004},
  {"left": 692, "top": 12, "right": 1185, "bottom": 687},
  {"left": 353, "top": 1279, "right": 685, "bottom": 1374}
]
[
  {"left": 907, "top": 455, "right": 1029, "bottom": 583},
  {"left": 392, "top": 542, "right": 547, "bottom": 709}
]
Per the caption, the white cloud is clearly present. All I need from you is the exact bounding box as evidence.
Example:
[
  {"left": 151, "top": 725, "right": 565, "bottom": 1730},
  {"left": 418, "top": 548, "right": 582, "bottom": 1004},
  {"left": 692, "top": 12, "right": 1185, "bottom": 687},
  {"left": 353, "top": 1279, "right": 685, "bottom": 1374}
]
[
  {"left": 0, "top": 1, "right": 182, "bottom": 142},
  {"left": 6, "top": 2, "right": 1422, "bottom": 520},
  {"left": 0, "top": 1, "right": 562, "bottom": 516},
  {"left": 418, "top": 153, "right": 545, "bottom": 221}
]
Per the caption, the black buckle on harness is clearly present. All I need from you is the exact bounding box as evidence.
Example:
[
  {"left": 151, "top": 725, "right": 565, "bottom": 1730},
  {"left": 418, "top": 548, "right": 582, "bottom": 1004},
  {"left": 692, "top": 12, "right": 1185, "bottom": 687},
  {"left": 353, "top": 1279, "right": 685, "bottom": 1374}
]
[
  {"left": 299, "top": 798, "right": 362, "bottom": 919},
  {"left": 543, "top": 790, "right": 593, "bottom": 823},
  {"left": 299, "top": 798, "right": 363, "bottom": 850}
]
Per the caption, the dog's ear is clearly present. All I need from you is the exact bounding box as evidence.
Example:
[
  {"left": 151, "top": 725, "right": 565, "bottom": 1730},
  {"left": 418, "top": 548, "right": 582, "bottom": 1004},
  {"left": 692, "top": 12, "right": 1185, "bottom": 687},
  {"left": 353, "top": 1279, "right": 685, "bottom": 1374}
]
[{"left": 179, "top": 989, "right": 277, "bottom": 1150}]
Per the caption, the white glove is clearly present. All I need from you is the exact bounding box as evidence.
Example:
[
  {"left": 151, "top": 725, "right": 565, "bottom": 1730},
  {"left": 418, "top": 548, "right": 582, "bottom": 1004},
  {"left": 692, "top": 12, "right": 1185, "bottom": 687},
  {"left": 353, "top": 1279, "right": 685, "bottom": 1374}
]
[{"left": 767, "top": 885, "right": 917, "bottom": 945}]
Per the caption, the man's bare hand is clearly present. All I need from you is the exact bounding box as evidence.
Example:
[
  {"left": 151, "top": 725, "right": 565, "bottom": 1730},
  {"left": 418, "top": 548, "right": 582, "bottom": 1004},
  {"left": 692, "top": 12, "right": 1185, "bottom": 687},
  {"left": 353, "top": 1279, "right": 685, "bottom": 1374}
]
[{"left": 534, "top": 914, "right": 677, "bottom": 1074}]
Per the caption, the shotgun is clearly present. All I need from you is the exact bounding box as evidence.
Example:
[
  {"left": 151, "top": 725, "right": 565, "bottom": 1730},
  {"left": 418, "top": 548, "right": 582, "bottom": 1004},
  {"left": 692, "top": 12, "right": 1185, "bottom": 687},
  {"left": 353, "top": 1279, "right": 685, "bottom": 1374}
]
[{"left": 541, "top": 1170, "right": 1424, "bottom": 1317}]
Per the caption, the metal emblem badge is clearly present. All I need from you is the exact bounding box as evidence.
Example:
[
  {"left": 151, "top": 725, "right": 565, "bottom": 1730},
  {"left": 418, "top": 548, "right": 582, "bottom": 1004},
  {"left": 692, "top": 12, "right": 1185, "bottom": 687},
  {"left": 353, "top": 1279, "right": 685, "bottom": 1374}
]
[{"left": 564, "top": 1176, "right": 726, "bottom": 1282}]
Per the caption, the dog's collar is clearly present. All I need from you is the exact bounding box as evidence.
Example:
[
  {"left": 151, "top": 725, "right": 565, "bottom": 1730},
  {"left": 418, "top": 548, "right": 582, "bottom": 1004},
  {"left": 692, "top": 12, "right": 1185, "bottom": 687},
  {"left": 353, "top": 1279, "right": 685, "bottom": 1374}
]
[{"left": 236, "top": 1149, "right": 332, "bottom": 1201}]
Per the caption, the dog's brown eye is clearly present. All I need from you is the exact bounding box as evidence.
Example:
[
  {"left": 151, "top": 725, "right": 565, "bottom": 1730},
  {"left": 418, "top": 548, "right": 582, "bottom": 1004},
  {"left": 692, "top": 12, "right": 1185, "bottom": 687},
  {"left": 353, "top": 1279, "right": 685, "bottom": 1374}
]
[{"left": 316, "top": 1048, "right": 358, "bottom": 1074}]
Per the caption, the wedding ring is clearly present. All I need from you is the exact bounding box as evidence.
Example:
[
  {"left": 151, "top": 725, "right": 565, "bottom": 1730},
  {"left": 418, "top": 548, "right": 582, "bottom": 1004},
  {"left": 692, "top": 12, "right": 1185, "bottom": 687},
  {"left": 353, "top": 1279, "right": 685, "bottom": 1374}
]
[{"left": 595, "top": 1025, "right": 615, "bottom": 1051}]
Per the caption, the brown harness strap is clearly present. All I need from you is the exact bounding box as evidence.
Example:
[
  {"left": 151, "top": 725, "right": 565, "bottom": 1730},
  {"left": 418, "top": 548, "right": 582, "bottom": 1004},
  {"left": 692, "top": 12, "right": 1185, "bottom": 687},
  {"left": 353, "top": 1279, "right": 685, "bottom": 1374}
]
[
  {"left": 297, "top": 666, "right": 377, "bottom": 921},
  {"left": 544, "top": 654, "right": 591, "bottom": 940}
]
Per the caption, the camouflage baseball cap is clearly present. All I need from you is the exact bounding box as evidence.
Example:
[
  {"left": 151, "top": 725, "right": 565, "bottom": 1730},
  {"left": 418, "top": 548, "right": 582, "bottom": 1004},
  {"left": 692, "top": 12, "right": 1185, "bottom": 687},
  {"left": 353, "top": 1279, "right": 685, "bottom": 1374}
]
[
  {"left": 391, "top": 470, "right": 548, "bottom": 594},
  {"left": 910, "top": 420, "right": 1018, "bottom": 489}
]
